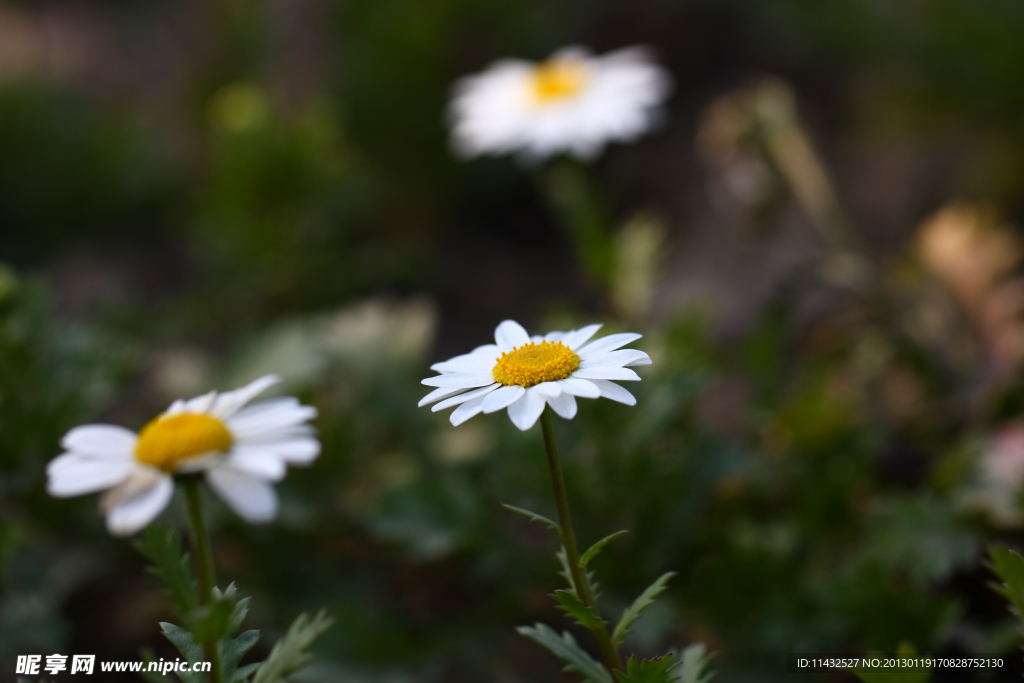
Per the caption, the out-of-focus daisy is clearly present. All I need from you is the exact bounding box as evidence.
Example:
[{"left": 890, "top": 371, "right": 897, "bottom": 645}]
[
  {"left": 449, "top": 46, "right": 671, "bottom": 160},
  {"left": 419, "top": 320, "right": 650, "bottom": 431},
  {"left": 47, "top": 375, "right": 319, "bottom": 536}
]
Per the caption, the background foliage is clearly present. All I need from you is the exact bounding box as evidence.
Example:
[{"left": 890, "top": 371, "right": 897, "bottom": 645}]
[{"left": 3, "top": 0, "right": 1024, "bottom": 681}]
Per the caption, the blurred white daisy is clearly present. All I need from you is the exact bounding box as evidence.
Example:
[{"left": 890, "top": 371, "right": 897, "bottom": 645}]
[
  {"left": 47, "top": 375, "right": 319, "bottom": 536},
  {"left": 449, "top": 46, "right": 671, "bottom": 160},
  {"left": 420, "top": 320, "right": 650, "bottom": 431}
]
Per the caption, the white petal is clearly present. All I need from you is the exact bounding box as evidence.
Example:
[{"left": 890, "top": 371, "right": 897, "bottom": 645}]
[
  {"left": 183, "top": 391, "right": 218, "bottom": 414},
  {"left": 206, "top": 467, "right": 278, "bottom": 522},
  {"left": 47, "top": 455, "right": 133, "bottom": 497},
  {"left": 420, "top": 372, "right": 496, "bottom": 388},
  {"left": 572, "top": 367, "right": 641, "bottom": 381},
  {"left": 589, "top": 379, "right": 636, "bottom": 406},
  {"left": 507, "top": 390, "right": 546, "bottom": 431},
  {"left": 546, "top": 392, "right": 578, "bottom": 419},
  {"left": 544, "top": 331, "right": 568, "bottom": 342},
  {"left": 577, "top": 333, "right": 642, "bottom": 359},
  {"left": 60, "top": 425, "right": 137, "bottom": 459},
  {"left": 225, "top": 447, "right": 287, "bottom": 481},
  {"left": 430, "top": 354, "right": 496, "bottom": 374},
  {"left": 556, "top": 377, "right": 601, "bottom": 399},
  {"left": 211, "top": 375, "right": 280, "bottom": 418},
  {"left": 237, "top": 436, "right": 321, "bottom": 464},
  {"left": 482, "top": 385, "right": 526, "bottom": 413},
  {"left": 418, "top": 386, "right": 468, "bottom": 407},
  {"left": 530, "top": 381, "right": 562, "bottom": 398},
  {"left": 104, "top": 474, "right": 174, "bottom": 537},
  {"left": 564, "top": 323, "right": 603, "bottom": 350},
  {"left": 433, "top": 383, "right": 500, "bottom": 412},
  {"left": 580, "top": 349, "right": 651, "bottom": 368},
  {"left": 495, "top": 320, "right": 531, "bottom": 351},
  {"left": 450, "top": 393, "right": 489, "bottom": 426},
  {"left": 227, "top": 399, "right": 318, "bottom": 439}
]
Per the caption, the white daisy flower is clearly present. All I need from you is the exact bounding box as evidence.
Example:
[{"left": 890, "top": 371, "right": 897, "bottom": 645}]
[
  {"left": 46, "top": 375, "right": 319, "bottom": 536},
  {"left": 419, "top": 320, "right": 651, "bottom": 431},
  {"left": 449, "top": 46, "right": 671, "bottom": 160}
]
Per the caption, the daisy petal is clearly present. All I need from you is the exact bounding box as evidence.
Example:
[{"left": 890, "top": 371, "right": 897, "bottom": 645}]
[
  {"left": 580, "top": 349, "right": 651, "bottom": 368},
  {"left": 507, "top": 389, "right": 546, "bottom": 431},
  {"left": 212, "top": 375, "right": 280, "bottom": 418},
  {"left": 546, "top": 392, "right": 578, "bottom": 419},
  {"left": 183, "top": 391, "right": 218, "bottom": 414},
  {"left": 572, "top": 366, "right": 641, "bottom": 381},
  {"left": 241, "top": 437, "right": 321, "bottom": 464},
  {"left": 420, "top": 372, "right": 496, "bottom": 389},
  {"left": 482, "top": 385, "right": 526, "bottom": 414},
  {"left": 228, "top": 400, "right": 318, "bottom": 440},
  {"left": 450, "top": 393, "right": 489, "bottom": 426},
  {"left": 531, "top": 382, "right": 562, "bottom": 398},
  {"left": 589, "top": 379, "right": 637, "bottom": 406},
  {"left": 104, "top": 475, "right": 174, "bottom": 537},
  {"left": 47, "top": 455, "right": 133, "bottom": 497},
  {"left": 206, "top": 467, "right": 279, "bottom": 522},
  {"left": 556, "top": 377, "right": 601, "bottom": 399},
  {"left": 60, "top": 425, "right": 137, "bottom": 459},
  {"left": 565, "top": 324, "right": 603, "bottom": 350},
  {"left": 430, "top": 353, "right": 496, "bottom": 374},
  {"left": 227, "top": 447, "right": 288, "bottom": 481},
  {"left": 577, "top": 333, "right": 643, "bottom": 359},
  {"left": 495, "top": 320, "right": 530, "bottom": 351},
  {"left": 433, "top": 383, "right": 500, "bottom": 411},
  {"left": 418, "top": 386, "right": 468, "bottom": 407}
]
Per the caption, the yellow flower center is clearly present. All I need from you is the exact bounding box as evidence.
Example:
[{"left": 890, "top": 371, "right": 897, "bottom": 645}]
[
  {"left": 530, "top": 59, "right": 588, "bottom": 104},
  {"left": 135, "top": 413, "right": 233, "bottom": 472},
  {"left": 492, "top": 341, "right": 580, "bottom": 388}
]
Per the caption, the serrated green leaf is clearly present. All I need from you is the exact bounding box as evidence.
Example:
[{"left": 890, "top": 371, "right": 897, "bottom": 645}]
[
  {"left": 135, "top": 524, "right": 200, "bottom": 618},
  {"left": 581, "top": 531, "right": 629, "bottom": 568},
  {"left": 221, "top": 630, "right": 261, "bottom": 683},
  {"left": 190, "top": 594, "right": 237, "bottom": 644},
  {"left": 987, "top": 545, "right": 1024, "bottom": 617},
  {"left": 159, "top": 623, "right": 206, "bottom": 683},
  {"left": 612, "top": 572, "right": 676, "bottom": 649},
  {"left": 250, "top": 609, "right": 333, "bottom": 683},
  {"left": 517, "top": 622, "right": 613, "bottom": 683},
  {"left": 553, "top": 589, "right": 606, "bottom": 630},
  {"left": 613, "top": 654, "right": 679, "bottom": 683},
  {"left": 502, "top": 504, "right": 563, "bottom": 537},
  {"left": 850, "top": 643, "right": 930, "bottom": 683},
  {"left": 671, "top": 644, "right": 715, "bottom": 683}
]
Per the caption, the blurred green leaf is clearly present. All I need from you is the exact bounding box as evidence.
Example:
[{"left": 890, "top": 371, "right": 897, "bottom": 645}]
[
  {"left": 502, "top": 503, "right": 562, "bottom": 537},
  {"left": 613, "top": 654, "right": 679, "bottom": 683},
  {"left": 671, "top": 644, "right": 715, "bottom": 683},
  {"left": 159, "top": 623, "right": 206, "bottom": 683},
  {"left": 220, "top": 630, "right": 261, "bottom": 683},
  {"left": 580, "top": 531, "right": 629, "bottom": 568},
  {"left": 250, "top": 609, "right": 333, "bottom": 683},
  {"left": 987, "top": 545, "right": 1024, "bottom": 617},
  {"left": 612, "top": 573, "right": 676, "bottom": 649},
  {"left": 135, "top": 524, "right": 200, "bottom": 618},
  {"left": 552, "top": 589, "right": 606, "bottom": 630},
  {"left": 516, "top": 622, "right": 613, "bottom": 683}
]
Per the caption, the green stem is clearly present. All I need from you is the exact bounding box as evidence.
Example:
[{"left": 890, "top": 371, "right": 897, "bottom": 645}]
[
  {"left": 184, "top": 478, "right": 223, "bottom": 683},
  {"left": 540, "top": 407, "right": 623, "bottom": 673}
]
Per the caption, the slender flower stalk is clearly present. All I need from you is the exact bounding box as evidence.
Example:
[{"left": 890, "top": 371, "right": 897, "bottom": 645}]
[
  {"left": 183, "top": 478, "right": 223, "bottom": 683},
  {"left": 540, "top": 407, "right": 622, "bottom": 672}
]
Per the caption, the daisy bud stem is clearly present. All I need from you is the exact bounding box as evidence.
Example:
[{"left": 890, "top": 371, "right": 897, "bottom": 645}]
[
  {"left": 183, "top": 478, "right": 224, "bottom": 683},
  {"left": 539, "top": 407, "right": 623, "bottom": 673}
]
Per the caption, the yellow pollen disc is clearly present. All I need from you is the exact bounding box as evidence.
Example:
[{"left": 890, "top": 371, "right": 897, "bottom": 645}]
[
  {"left": 135, "top": 413, "right": 233, "bottom": 472},
  {"left": 530, "top": 59, "right": 588, "bottom": 104},
  {"left": 492, "top": 341, "right": 580, "bottom": 388}
]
